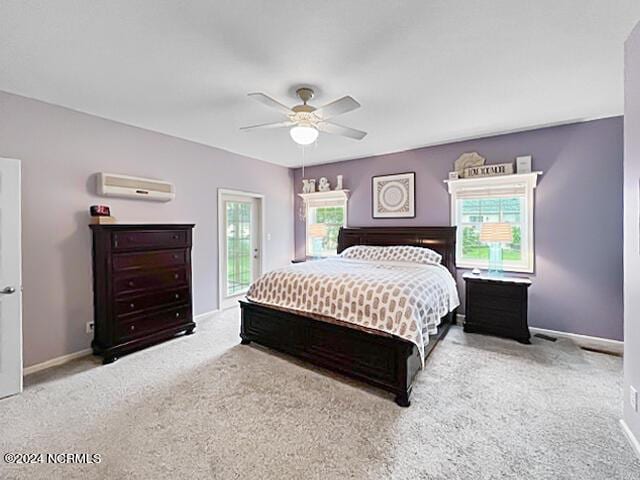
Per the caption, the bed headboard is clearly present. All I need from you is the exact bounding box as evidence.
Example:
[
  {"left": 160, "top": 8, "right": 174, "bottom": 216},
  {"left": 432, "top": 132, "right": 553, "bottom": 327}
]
[{"left": 337, "top": 226, "right": 457, "bottom": 276}]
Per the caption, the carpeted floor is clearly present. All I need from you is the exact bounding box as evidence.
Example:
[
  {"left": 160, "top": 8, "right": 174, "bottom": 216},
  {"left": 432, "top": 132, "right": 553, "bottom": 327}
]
[{"left": 1, "top": 308, "right": 638, "bottom": 479}]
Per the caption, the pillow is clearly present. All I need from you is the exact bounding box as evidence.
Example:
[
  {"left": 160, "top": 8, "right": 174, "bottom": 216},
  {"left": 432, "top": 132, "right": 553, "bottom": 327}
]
[{"left": 339, "top": 245, "right": 442, "bottom": 265}]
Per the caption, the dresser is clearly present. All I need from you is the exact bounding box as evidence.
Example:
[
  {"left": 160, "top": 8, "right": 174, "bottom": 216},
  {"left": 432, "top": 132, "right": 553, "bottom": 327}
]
[
  {"left": 90, "top": 224, "right": 195, "bottom": 364},
  {"left": 463, "top": 272, "right": 532, "bottom": 344}
]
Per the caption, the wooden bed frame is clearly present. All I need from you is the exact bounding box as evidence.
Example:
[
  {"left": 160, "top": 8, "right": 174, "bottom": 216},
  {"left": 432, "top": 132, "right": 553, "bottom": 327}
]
[{"left": 239, "top": 226, "right": 457, "bottom": 407}]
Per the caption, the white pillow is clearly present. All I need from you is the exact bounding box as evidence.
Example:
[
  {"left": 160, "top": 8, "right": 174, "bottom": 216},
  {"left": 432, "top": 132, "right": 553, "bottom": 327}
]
[{"left": 340, "top": 245, "right": 442, "bottom": 265}]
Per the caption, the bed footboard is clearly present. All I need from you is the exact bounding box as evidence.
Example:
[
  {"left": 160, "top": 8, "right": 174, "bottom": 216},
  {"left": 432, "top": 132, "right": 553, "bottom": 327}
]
[{"left": 239, "top": 299, "right": 453, "bottom": 406}]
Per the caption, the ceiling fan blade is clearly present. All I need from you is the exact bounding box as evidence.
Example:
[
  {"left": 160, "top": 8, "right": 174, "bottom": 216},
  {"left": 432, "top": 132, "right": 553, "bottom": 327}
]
[
  {"left": 240, "top": 120, "right": 295, "bottom": 131},
  {"left": 248, "top": 92, "right": 292, "bottom": 115},
  {"left": 318, "top": 121, "right": 367, "bottom": 140},
  {"left": 314, "top": 96, "right": 361, "bottom": 119}
]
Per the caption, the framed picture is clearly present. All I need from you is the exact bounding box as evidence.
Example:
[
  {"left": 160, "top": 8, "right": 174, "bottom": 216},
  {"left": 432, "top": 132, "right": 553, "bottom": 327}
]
[{"left": 372, "top": 172, "right": 416, "bottom": 218}]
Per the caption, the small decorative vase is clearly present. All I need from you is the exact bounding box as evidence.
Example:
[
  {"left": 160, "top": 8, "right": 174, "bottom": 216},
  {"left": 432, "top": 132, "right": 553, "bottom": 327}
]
[{"left": 335, "top": 175, "right": 343, "bottom": 190}]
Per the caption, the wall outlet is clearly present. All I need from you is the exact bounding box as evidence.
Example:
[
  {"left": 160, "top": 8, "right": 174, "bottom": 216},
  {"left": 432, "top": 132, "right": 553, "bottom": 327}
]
[
  {"left": 631, "top": 386, "right": 638, "bottom": 413},
  {"left": 86, "top": 321, "right": 94, "bottom": 334}
]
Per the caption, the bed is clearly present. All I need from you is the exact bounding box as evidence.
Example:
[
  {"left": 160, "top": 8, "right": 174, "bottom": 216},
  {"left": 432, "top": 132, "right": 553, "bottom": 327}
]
[{"left": 239, "top": 226, "right": 459, "bottom": 406}]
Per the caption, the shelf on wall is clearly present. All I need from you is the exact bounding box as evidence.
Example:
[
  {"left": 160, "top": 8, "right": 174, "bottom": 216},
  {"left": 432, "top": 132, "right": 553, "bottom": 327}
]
[
  {"left": 298, "top": 189, "right": 350, "bottom": 202},
  {"left": 444, "top": 172, "right": 542, "bottom": 192}
]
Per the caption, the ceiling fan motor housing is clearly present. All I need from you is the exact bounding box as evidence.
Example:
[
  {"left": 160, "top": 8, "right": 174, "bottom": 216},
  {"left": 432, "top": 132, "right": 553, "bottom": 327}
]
[{"left": 296, "top": 87, "right": 314, "bottom": 104}]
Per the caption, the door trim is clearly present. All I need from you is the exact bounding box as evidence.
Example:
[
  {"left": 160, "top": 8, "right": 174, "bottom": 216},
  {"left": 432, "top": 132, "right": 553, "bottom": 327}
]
[
  {"left": 0, "top": 158, "right": 22, "bottom": 398},
  {"left": 217, "top": 189, "right": 266, "bottom": 310}
]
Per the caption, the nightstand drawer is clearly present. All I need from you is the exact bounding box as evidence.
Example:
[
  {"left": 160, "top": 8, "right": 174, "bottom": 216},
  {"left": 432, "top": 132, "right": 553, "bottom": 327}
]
[
  {"left": 466, "top": 305, "right": 524, "bottom": 328},
  {"left": 467, "top": 280, "right": 521, "bottom": 299},
  {"left": 467, "top": 295, "right": 523, "bottom": 315}
]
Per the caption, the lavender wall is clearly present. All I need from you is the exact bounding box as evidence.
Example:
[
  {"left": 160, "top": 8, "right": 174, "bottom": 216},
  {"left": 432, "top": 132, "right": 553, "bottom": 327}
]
[
  {"left": 0, "top": 91, "right": 294, "bottom": 367},
  {"left": 623, "top": 21, "right": 640, "bottom": 444},
  {"left": 294, "top": 117, "right": 624, "bottom": 340}
]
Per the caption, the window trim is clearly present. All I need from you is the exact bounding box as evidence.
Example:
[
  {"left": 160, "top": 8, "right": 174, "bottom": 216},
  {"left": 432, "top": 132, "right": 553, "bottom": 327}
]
[
  {"left": 446, "top": 172, "right": 540, "bottom": 273},
  {"left": 299, "top": 190, "right": 349, "bottom": 258}
]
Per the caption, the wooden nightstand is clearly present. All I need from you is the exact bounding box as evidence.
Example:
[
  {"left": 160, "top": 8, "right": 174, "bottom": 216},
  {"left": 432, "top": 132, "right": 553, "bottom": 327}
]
[{"left": 463, "top": 272, "right": 532, "bottom": 344}]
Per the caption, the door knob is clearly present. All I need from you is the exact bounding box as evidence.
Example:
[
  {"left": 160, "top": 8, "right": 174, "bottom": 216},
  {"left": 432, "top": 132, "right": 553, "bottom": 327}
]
[{"left": 1, "top": 286, "right": 16, "bottom": 294}]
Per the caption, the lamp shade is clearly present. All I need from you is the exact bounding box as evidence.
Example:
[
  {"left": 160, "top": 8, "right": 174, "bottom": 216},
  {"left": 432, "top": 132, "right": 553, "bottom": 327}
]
[
  {"left": 307, "top": 223, "right": 328, "bottom": 238},
  {"left": 479, "top": 222, "right": 513, "bottom": 243}
]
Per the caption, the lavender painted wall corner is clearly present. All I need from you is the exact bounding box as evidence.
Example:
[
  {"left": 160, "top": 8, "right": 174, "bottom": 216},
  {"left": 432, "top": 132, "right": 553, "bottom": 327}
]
[{"left": 294, "top": 117, "right": 624, "bottom": 341}]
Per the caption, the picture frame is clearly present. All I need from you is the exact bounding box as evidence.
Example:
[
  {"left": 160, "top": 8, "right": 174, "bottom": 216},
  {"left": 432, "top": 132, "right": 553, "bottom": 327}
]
[{"left": 372, "top": 172, "right": 416, "bottom": 218}]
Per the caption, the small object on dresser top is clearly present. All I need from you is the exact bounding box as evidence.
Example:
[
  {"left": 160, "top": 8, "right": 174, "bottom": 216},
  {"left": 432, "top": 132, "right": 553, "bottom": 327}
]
[
  {"left": 90, "top": 205, "right": 111, "bottom": 217},
  {"left": 463, "top": 272, "right": 532, "bottom": 344}
]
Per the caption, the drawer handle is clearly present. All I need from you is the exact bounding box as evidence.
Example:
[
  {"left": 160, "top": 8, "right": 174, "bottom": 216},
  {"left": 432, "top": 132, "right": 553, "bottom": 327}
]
[
  {"left": 172, "top": 235, "right": 179, "bottom": 240},
  {"left": 130, "top": 325, "right": 135, "bottom": 331},
  {"left": 128, "top": 281, "right": 135, "bottom": 287},
  {"left": 174, "top": 293, "right": 180, "bottom": 299},
  {"left": 175, "top": 312, "right": 180, "bottom": 318},
  {"left": 130, "top": 303, "right": 135, "bottom": 309},
  {"left": 174, "top": 273, "right": 179, "bottom": 280},
  {"left": 173, "top": 254, "right": 179, "bottom": 259}
]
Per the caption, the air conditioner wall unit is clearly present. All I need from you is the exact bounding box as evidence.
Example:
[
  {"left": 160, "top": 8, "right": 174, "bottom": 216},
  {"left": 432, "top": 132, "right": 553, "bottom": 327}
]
[{"left": 96, "top": 173, "right": 175, "bottom": 202}]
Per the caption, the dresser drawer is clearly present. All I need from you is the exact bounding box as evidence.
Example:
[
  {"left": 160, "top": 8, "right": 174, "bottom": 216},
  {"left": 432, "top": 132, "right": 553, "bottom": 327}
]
[
  {"left": 112, "top": 230, "right": 188, "bottom": 251},
  {"left": 112, "top": 249, "right": 188, "bottom": 272},
  {"left": 115, "top": 286, "right": 190, "bottom": 317},
  {"left": 116, "top": 305, "right": 191, "bottom": 342},
  {"left": 114, "top": 268, "right": 188, "bottom": 296}
]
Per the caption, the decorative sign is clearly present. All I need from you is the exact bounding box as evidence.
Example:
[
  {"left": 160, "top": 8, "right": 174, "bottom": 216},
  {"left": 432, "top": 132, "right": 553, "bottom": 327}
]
[
  {"left": 516, "top": 155, "right": 532, "bottom": 174},
  {"left": 463, "top": 163, "right": 514, "bottom": 178},
  {"left": 372, "top": 172, "right": 415, "bottom": 218}
]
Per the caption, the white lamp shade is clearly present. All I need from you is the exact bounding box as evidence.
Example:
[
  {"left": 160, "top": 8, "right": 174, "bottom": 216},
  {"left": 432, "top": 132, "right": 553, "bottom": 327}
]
[
  {"left": 290, "top": 125, "right": 319, "bottom": 145},
  {"left": 479, "top": 222, "right": 513, "bottom": 243},
  {"left": 307, "top": 223, "right": 328, "bottom": 238}
]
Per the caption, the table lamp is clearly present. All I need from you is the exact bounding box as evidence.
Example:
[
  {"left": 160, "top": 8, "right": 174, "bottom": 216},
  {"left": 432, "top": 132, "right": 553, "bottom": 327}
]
[{"left": 479, "top": 223, "right": 513, "bottom": 275}]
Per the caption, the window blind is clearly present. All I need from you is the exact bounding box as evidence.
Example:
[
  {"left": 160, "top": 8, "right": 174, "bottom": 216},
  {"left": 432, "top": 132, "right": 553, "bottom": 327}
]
[
  {"left": 307, "top": 199, "right": 346, "bottom": 208},
  {"left": 454, "top": 182, "right": 528, "bottom": 200}
]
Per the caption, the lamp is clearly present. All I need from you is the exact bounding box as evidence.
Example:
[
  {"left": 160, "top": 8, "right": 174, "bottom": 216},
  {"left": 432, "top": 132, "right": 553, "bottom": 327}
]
[
  {"left": 307, "top": 223, "right": 327, "bottom": 238},
  {"left": 480, "top": 223, "right": 513, "bottom": 275},
  {"left": 290, "top": 125, "right": 319, "bottom": 145}
]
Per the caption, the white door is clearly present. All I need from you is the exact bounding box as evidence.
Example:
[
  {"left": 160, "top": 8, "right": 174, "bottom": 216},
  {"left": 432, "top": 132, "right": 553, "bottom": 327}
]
[
  {"left": 0, "top": 158, "right": 22, "bottom": 399},
  {"left": 219, "top": 192, "right": 262, "bottom": 309}
]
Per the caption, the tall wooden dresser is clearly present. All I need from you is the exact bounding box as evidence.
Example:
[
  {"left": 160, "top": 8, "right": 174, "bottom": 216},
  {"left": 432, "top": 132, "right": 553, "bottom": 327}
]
[{"left": 90, "top": 224, "right": 195, "bottom": 364}]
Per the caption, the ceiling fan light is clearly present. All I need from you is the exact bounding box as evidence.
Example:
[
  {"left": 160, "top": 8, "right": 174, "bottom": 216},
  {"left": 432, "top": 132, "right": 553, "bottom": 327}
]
[{"left": 289, "top": 125, "right": 319, "bottom": 145}]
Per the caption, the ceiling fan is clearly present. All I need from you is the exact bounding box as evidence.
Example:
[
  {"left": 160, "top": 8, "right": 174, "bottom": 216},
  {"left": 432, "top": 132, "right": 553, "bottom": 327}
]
[{"left": 240, "top": 87, "right": 367, "bottom": 145}]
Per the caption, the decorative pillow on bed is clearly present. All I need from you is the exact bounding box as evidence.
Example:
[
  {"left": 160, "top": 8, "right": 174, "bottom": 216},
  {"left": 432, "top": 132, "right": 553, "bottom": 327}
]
[{"left": 339, "top": 245, "right": 442, "bottom": 265}]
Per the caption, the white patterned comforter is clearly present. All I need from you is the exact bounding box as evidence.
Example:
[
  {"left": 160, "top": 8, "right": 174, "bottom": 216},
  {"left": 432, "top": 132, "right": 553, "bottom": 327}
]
[{"left": 246, "top": 257, "right": 460, "bottom": 363}]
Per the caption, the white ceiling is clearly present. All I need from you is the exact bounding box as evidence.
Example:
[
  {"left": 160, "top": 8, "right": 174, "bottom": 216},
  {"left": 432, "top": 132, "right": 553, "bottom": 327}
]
[{"left": 1, "top": 1, "right": 639, "bottom": 168}]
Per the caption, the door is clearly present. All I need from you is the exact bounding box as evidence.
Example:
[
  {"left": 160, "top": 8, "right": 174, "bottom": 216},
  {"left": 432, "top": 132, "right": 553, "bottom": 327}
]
[
  {"left": 219, "top": 191, "right": 262, "bottom": 309},
  {"left": 0, "top": 158, "right": 22, "bottom": 399}
]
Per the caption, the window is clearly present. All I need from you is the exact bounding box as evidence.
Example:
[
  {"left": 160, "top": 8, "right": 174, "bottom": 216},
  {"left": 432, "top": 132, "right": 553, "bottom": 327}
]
[
  {"left": 447, "top": 173, "right": 539, "bottom": 272},
  {"left": 300, "top": 191, "right": 349, "bottom": 257}
]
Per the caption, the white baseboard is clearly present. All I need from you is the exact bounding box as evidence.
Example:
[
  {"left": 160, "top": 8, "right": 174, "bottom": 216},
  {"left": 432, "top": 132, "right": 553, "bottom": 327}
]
[
  {"left": 24, "top": 348, "right": 93, "bottom": 376},
  {"left": 24, "top": 309, "right": 225, "bottom": 377},
  {"left": 620, "top": 419, "right": 640, "bottom": 460},
  {"left": 456, "top": 314, "right": 623, "bottom": 355}
]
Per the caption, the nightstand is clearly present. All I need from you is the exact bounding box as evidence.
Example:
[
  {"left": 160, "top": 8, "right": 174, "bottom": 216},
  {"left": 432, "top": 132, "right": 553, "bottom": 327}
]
[{"left": 463, "top": 272, "right": 532, "bottom": 344}]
